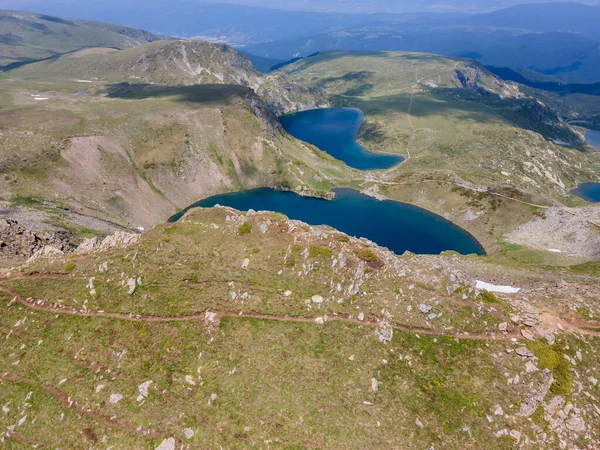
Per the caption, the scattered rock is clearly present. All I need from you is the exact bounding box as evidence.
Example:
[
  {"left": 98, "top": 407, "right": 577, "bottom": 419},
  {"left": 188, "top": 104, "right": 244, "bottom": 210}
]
[
  {"left": 126, "top": 278, "right": 136, "bottom": 295},
  {"left": 525, "top": 361, "right": 539, "bottom": 373},
  {"left": 184, "top": 428, "right": 194, "bottom": 439},
  {"left": 138, "top": 381, "right": 152, "bottom": 398},
  {"left": 419, "top": 304, "right": 432, "bottom": 314},
  {"left": 371, "top": 378, "right": 379, "bottom": 392},
  {"left": 510, "top": 430, "right": 521, "bottom": 443},
  {"left": 311, "top": 295, "right": 324, "bottom": 304},
  {"left": 498, "top": 322, "right": 508, "bottom": 332},
  {"left": 108, "top": 393, "right": 123, "bottom": 404},
  {"left": 515, "top": 347, "right": 534, "bottom": 358},
  {"left": 155, "top": 437, "right": 176, "bottom": 450},
  {"left": 518, "top": 369, "right": 553, "bottom": 417},
  {"left": 241, "top": 258, "right": 250, "bottom": 269},
  {"left": 205, "top": 312, "right": 218, "bottom": 323},
  {"left": 521, "top": 329, "right": 536, "bottom": 341}
]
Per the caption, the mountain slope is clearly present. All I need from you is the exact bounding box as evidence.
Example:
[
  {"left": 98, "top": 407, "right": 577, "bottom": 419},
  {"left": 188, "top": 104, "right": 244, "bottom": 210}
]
[
  {"left": 0, "top": 9, "right": 164, "bottom": 69},
  {"left": 279, "top": 51, "right": 600, "bottom": 257},
  {"left": 1, "top": 206, "right": 599, "bottom": 448},
  {"left": 6, "top": 39, "right": 323, "bottom": 115}
]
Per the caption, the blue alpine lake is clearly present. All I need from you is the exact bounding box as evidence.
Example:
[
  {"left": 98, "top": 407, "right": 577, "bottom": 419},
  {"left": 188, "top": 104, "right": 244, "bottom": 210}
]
[
  {"left": 585, "top": 129, "right": 600, "bottom": 148},
  {"left": 571, "top": 183, "right": 600, "bottom": 203},
  {"left": 279, "top": 108, "right": 404, "bottom": 170},
  {"left": 170, "top": 188, "right": 485, "bottom": 256}
]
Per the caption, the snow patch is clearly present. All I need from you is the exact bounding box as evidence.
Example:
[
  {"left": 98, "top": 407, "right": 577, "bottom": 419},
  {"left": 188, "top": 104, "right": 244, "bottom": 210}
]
[{"left": 476, "top": 280, "right": 521, "bottom": 294}]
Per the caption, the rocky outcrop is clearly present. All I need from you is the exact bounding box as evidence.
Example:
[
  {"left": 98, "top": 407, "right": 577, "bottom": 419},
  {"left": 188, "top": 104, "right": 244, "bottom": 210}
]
[
  {"left": 0, "top": 218, "right": 70, "bottom": 259},
  {"left": 76, "top": 231, "right": 140, "bottom": 254}
]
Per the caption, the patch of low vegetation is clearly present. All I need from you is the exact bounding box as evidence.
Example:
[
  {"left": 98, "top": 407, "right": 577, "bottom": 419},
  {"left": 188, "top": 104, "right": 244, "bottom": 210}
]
[
  {"left": 478, "top": 290, "right": 499, "bottom": 304},
  {"left": 309, "top": 245, "right": 333, "bottom": 258},
  {"left": 354, "top": 246, "right": 383, "bottom": 269},
  {"left": 237, "top": 222, "right": 253, "bottom": 235},
  {"left": 64, "top": 261, "right": 76, "bottom": 273},
  {"left": 527, "top": 340, "right": 573, "bottom": 396}
]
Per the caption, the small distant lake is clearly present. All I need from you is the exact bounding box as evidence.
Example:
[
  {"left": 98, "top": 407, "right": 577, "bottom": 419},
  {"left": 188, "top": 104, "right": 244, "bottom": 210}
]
[
  {"left": 571, "top": 183, "right": 600, "bottom": 203},
  {"left": 170, "top": 188, "right": 485, "bottom": 256},
  {"left": 585, "top": 129, "right": 600, "bottom": 148},
  {"left": 280, "top": 108, "right": 404, "bottom": 170}
]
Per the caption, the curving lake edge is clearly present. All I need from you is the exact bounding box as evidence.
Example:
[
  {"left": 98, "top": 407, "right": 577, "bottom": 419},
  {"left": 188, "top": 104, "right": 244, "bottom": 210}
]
[
  {"left": 279, "top": 107, "right": 404, "bottom": 171},
  {"left": 169, "top": 187, "right": 486, "bottom": 257},
  {"left": 571, "top": 182, "right": 600, "bottom": 203}
]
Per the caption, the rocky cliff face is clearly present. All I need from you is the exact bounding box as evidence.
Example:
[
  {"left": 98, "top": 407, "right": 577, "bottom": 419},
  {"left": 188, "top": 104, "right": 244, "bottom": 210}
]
[{"left": 0, "top": 218, "right": 71, "bottom": 260}]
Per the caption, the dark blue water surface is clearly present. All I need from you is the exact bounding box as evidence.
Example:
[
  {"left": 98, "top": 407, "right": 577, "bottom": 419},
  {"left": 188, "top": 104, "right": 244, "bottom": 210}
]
[
  {"left": 571, "top": 183, "right": 600, "bottom": 203},
  {"left": 170, "top": 188, "right": 485, "bottom": 256},
  {"left": 585, "top": 129, "right": 600, "bottom": 148},
  {"left": 280, "top": 108, "right": 404, "bottom": 170}
]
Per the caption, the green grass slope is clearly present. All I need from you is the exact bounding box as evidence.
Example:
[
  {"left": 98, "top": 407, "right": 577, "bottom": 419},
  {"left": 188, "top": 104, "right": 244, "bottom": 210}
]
[
  {"left": 1, "top": 207, "right": 599, "bottom": 448},
  {"left": 0, "top": 10, "right": 164, "bottom": 69}
]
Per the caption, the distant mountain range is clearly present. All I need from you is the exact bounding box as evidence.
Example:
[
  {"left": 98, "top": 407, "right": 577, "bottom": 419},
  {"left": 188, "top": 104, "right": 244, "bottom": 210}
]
[
  {"left": 1, "top": 2, "right": 600, "bottom": 83},
  {"left": 0, "top": 9, "right": 164, "bottom": 68}
]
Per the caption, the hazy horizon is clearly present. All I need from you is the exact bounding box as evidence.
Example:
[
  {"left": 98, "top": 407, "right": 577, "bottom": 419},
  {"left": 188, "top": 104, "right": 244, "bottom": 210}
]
[{"left": 1, "top": 0, "right": 599, "bottom": 14}]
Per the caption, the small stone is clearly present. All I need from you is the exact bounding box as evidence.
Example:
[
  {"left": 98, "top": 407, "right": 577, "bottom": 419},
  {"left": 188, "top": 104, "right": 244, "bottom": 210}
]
[
  {"left": 419, "top": 304, "right": 432, "bottom": 314},
  {"left": 315, "top": 317, "right": 324, "bottom": 325},
  {"left": 155, "top": 437, "right": 175, "bottom": 450},
  {"left": 241, "top": 258, "right": 250, "bottom": 269},
  {"left": 427, "top": 313, "right": 437, "bottom": 320},
  {"left": 184, "top": 428, "right": 194, "bottom": 439},
  {"left": 498, "top": 322, "right": 508, "bottom": 332},
  {"left": 205, "top": 312, "right": 218, "bottom": 323},
  {"left": 284, "top": 290, "right": 292, "bottom": 297},
  {"left": 311, "top": 295, "right": 324, "bottom": 304},
  {"left": 545, "top": 333, "right": 556, "bottom": 345},
  {"left": 515, "top": 347, "right": 534, "bottom": 358},
  {"left": 525, "top": 361, "right": 539, "bottom": 373},
  {"left": 358, "top": 312, "right": 364, "bottom": 321},
  {"left": 138, "top": 380, "right": 152, "bottom": 398},
  {"left": 494, "top": 405, "right": 504, "bottom": 416},
  {"left": 126, "top": 278, "right": 136, "bottom": 295},
  {"left": 185, "top": 375, "right": 196, "bottom": 386},
  {"left": 566, "top": 416, "right": 586, "bottom": 433},
  {"left": 371, "top": 378, "right": 379, "bottom": 392},
  {"left": 415, "top": 417, "right": 424, "bottom": 428},
  {"left": 521, "top": 329, "right": 535, "bottom": 341},
  {"left": 510, "top": 430, "right": 521, "bottom": 443},
  {"left": 510, "top": 314, "right": 520, "bottom": 324},
  {"left": 108, "top": 393, "right": 123, "bottom": 404}
]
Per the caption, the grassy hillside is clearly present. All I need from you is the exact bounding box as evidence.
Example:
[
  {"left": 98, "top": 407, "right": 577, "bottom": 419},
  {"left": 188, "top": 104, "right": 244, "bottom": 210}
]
[
  {"left": 1, "top": 207, "right": 599, "bottom": 448},
  {"left": 0, "top": 9, "right": 164, "bottom": 69},
  {"left": 4, "top": 39, "right": 324, "bottom": 116},
  {"left": 0, "top": 76, "right": 351, "bottom": 236}
]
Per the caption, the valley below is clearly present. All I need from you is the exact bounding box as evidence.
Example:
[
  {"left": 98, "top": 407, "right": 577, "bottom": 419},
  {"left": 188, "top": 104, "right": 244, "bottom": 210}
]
[{"left": 1, "top": 9, "right": 600, "bottom": 449}]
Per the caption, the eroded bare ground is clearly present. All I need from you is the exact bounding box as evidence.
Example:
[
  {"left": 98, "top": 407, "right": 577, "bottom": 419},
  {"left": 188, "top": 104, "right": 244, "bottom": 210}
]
[
  {"left": 506, "top": 206, "right": 600, "bottom": 259},
  {"left": 1, "top": 207, "right": 600, "bottom": 448}
]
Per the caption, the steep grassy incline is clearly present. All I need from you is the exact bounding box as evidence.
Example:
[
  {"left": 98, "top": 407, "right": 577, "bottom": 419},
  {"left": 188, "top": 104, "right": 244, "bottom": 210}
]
[
  {"left": 0, "top": 10, "right": 163, "bottom": 69},
  {"left": 1, "top": 207, "right": 599, "bottom": 448}
]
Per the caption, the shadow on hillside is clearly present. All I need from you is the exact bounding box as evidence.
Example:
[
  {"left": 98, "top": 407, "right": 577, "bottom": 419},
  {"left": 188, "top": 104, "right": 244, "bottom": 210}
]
[
  {"left": 336, "top": 88, "right": 585, "bottom": 148},
  {"left": 105, "top": 83, "right": 252, "bottom": 104}
]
